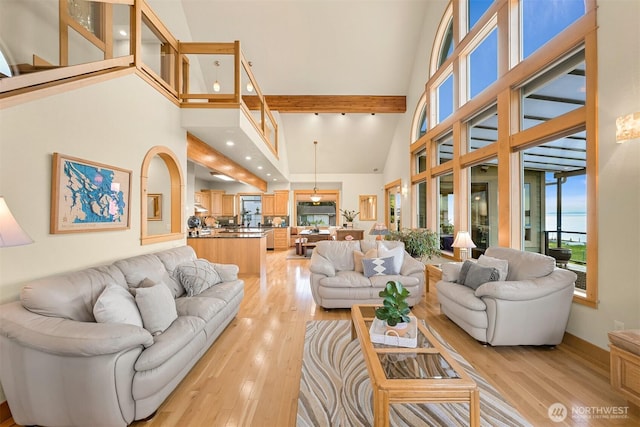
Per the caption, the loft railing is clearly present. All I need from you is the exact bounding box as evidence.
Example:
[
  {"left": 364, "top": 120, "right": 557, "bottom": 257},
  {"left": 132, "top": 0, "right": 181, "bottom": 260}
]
[{"left": 0, "top": 0, "right": 277, "bottom": 156}]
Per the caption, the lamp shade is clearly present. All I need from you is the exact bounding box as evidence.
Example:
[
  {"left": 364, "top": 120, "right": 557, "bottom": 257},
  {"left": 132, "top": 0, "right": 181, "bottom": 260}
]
[
  {"left": 452, "top": 231, "right": 476, "bottom": 249},
  {"left": 0, "top": 196, "right": 33, "bottom": 247},
  {"left": 369, "top": 223, "right": 389, "bottom": 240},
  {"left": 369, "top": 223, "right": 389, "bottom": 235}
]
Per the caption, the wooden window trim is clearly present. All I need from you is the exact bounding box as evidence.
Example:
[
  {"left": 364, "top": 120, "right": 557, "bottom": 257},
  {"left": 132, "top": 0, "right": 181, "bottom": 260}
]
[{"left": 414, "top": 0, "right": 598, "bottom": 307}]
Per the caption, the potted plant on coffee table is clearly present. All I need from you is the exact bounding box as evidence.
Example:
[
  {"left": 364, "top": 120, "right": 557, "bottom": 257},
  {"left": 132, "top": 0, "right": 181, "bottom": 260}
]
[{"left": 375, "top": 281, "right": 412, "bottom": 336}]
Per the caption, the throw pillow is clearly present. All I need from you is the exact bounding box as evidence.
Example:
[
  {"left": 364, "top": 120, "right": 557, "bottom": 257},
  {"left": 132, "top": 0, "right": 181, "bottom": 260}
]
[
  {"left": 135, "top": 284, "right": 177, "bottom": 336},
  {"left": 353, "top": 248, "right": 378, "bottom": 273},
  {"left": 93, "top": 283, "right": 143, "bottom": 327},
  {"left": 378, "top": 244, "right": 404, "bottom": 275},
  {"left": 362, "top": 256, "right": 396, "bottom": 278},
  {"left": 460, "top": 262, "right": 500, "bottom": 290},
  {"left": 176, "top": 259, "right": 222, "bottom": 297},
  {"left": 129, "top": 277, "right": 158, "bottom": 296},
  {"left": 477, "top": 255, "right": 509, "bottom": 281},
  {"left": 456, "top": 260, "right": 474, "bottom": 285}
]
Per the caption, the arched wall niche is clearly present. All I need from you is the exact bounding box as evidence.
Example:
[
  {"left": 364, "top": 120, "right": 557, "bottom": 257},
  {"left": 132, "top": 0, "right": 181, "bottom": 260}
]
[{"left": 140, "top": 146, "right": 184, "bottom": 245}]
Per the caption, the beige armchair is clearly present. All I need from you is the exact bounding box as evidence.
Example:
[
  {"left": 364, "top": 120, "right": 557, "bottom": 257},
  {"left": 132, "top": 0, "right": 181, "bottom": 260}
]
[{"left": 436, "top": 247, "right": 576, "bottom": 346}]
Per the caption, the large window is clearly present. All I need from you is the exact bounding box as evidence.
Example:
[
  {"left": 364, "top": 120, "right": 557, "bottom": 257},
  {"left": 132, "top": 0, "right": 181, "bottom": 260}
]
[
  {"left": 436, "top": 74, "right": 454, "bottom": 124},
  {"left": 468, "top": 28, "right": 498, "bottom": 99},
  {"left": 470, "top": 160, "right": 498, "bottom": 257},
  {"left": 468, "top": 0, "right": 494, "bottom": 30},
  {"left": 414, "top": 0, "right": 597, "bottom": 306},
  {"left": 521, "top": 0, "right": 585, "bottom": 59},
  {"left": 520, "top": 130, "right": 587, "bottom": 289}
]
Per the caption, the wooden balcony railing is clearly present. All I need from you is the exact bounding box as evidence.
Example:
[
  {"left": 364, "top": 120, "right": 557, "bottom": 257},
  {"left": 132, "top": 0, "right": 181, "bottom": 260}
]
[{"left": 0, "top": 0, "right": 278, "bottom": 157}]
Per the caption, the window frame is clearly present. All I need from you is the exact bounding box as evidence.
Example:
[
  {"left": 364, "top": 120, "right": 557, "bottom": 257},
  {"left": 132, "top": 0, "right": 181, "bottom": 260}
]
[{"left": 412, "top": 0, "right": 598, "bottom": 307}]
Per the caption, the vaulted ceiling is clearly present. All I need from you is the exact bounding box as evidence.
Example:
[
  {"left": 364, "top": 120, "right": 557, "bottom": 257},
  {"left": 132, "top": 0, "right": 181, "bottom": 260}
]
[{"left": 149, "top": 0, "right": 432, "bottom": 186}]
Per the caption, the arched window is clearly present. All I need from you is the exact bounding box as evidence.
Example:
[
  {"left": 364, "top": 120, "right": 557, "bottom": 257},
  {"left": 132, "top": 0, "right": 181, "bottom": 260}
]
[
  {"left": 411, "top": 92, "right": 428, "bottom": 142},
  {"left": 413, "top": 0, "right": 597, "bottom": 307}
]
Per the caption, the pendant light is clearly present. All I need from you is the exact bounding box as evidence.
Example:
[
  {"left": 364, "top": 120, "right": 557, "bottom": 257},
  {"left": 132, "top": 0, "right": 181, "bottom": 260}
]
[
  {"left": 213, "top": 60, "right": 221, "bottom": 92},
  {"left": 311, "top": 140, "right": 321, "bottom": 203}
]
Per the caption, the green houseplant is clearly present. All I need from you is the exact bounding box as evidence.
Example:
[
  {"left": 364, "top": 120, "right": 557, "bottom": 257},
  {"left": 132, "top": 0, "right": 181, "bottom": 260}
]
[
  {"left": 340, "top": 209, "right": 359, "bottom": 223},
  {"left": 375, "top": 281, "right": 411, "bottom": 333},
  {"left": 386, "top": 228, "right": 441, "bottom": 261}
]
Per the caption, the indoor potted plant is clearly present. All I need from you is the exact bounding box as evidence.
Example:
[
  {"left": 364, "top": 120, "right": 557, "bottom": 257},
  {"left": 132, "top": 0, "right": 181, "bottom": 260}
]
[
  {"left": 375, "top": 281, "right": 411, "bottom": 336},
  {"left": 386, "top": 228, "right": 441, "bottom": 261},
  {"left": 340, "top": 209, "right": 359, "bottom": 228}
]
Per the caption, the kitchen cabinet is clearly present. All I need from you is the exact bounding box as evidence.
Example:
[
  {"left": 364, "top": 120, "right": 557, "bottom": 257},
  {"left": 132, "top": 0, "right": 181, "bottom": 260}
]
[
  {"left": 202, "top": 190, "right": 224, "bottom": 216},
  {"left": 274, "top": 190, "right": 289, "bottom": 215},
  {"left": 222, "top": 194, "right": 235, "bottom": 216},
  {"left": 195, "top": 191, "right": 210, "bottom": 214},
  {"left": 262, "top": 194, "right": 275, "bottom": 216},
  {"left": 273, "top": 227, "right": 290, "bottom": 249}
]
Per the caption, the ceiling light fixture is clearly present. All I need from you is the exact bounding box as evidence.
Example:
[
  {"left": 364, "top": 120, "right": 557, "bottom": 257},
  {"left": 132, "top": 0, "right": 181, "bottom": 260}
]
[
  {"left": 213, "top": 60, "right": 221, "bottom": 92},
  {"left": 311, "top": 140, "right": 321, "bottom": 202},
  {"left": 210, "top": 172, "right": 234, "bottom": 181},
  {"left": 246, "top": 61, "right": 254, "bottom": 93}
]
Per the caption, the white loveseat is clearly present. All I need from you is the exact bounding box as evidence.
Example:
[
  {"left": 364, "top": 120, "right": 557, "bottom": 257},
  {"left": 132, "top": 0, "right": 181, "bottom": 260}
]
[
  {"left": 309, "top": 240, "right": 425, "bottom": 308},
  {"left": 0, "top": 246, "right": 243, "bottom": 427},
  {"left": 436, "top": 247, "right": 576, "bottom": 346}
]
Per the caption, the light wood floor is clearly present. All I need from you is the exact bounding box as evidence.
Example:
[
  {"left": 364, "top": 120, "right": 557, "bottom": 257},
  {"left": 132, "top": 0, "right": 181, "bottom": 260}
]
[{"left": 6, "top": 249, "right": 639, "bottom": 426}]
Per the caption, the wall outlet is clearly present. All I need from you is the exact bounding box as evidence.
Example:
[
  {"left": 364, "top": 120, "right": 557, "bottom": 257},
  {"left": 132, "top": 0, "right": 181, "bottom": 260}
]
[{"left": 614, "top": 320, "right": 625, "bottom": 331}]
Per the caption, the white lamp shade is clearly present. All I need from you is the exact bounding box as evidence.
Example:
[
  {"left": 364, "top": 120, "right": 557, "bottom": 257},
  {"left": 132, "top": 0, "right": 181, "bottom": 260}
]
[
  {"left": 452, "top": 231, "right": 476, "bottom": 249},
  {"left": 0, "top": 197, "right": 33, "bottom": 247}
]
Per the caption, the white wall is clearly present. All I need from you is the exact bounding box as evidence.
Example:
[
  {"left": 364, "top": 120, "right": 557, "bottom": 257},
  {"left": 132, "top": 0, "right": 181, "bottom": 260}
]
[
  {"left": 565, "top": 0, "right": 640, "bottom": 349},
  {"left": 383, "top": 0, "right": 448, "bottom": 230},
  {"left": 0, "top": 74, "right": 187, "bottom": 305}
]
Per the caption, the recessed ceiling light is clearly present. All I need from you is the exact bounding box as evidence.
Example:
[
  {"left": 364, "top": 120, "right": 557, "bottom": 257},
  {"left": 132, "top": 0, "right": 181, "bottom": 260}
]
[
  {"left": 273, "top": 178, "right": 277, "bottom": 181},
  {"left": 257, "top": 166, "right": 263, "bottom": 170},
  {"left": 266, "top": 173, "right": 271, "bottom": 176},
  {"left": 245, "top": 156, "right": 252, "bottom": 160},
  {"left": 226, "top": 141, "right": 235, "bottom": 146},
  {"left": 119, "top": 30, "right": 127, "bottom": 37}
]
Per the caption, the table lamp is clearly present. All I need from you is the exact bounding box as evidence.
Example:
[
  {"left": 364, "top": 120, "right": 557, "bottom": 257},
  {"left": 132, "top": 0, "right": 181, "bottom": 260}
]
[
  {"left": 369, "top": 223, "right": 389, "bottom": 241},
  {"left": 0, "top": 196, "right": 33, "bottom": 247},
  {"left": 452, "top": 231, "right": 475, "bottom": 261}
]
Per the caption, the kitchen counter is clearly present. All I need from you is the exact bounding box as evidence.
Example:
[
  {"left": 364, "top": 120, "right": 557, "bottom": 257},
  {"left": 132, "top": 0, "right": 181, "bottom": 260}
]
[{"left": 187, "top": 231, "right": 267, "bottom": 276}]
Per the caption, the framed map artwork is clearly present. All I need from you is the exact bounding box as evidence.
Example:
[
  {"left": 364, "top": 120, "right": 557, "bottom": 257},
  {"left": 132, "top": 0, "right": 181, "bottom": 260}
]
[{"left": 51, "top": 153, "right": 132, "bottom": 233}]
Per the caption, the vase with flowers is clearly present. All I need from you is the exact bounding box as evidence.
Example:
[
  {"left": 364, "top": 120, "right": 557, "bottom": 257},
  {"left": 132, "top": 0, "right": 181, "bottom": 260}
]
[{"left": 340, "top": 209, "right": 359, "bottom": 228}]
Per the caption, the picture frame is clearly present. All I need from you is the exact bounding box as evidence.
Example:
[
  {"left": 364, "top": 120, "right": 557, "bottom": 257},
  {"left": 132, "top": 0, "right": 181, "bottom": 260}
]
[
  {"left": 51, "top": 153, "right": 132, "bottom": 233},
  {"left": 147, "top": 193, "right": 162, "bottom": 221}
]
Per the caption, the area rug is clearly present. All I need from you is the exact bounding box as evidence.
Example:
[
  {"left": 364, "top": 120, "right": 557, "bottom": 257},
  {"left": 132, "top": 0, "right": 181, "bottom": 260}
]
[
  {"left": 297, "top": 320, "right": 532, "bottom": 427},
  {"left": 286, "top": 248, "right": 312, "bottom": 260}
]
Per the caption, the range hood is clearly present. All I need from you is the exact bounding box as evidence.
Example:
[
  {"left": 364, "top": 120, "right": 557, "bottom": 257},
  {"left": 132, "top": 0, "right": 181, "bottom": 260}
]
[{"left": 194, "top": 204, "right": 208, "bottom": 213}]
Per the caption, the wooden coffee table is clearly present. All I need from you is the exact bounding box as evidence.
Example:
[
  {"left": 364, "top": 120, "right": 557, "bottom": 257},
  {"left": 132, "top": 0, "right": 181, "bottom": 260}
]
[{"left": 351, "top": 304, "right": 480, "bottom": 427}]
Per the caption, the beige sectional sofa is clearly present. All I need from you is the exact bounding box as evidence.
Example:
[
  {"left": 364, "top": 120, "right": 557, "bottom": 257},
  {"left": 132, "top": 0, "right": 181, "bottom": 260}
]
[
  {"left": 0, "top": 246, "right": 243, "bottom": 427},
  {"left": 309, "top": 239, "right": 425, "bottom": 308}
]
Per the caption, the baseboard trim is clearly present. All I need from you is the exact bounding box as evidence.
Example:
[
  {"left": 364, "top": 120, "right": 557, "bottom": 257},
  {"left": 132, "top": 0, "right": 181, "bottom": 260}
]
[
  {"left": 562, "top": 332, "right": 610, "bottom": 370},
  {"left": 0, "top": 400, "right": 11, "bottom": 423}
]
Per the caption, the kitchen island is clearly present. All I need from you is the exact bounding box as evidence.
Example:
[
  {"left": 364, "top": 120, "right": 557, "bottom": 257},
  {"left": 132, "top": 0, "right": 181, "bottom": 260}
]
[{"left": 187, "top": 228, "right": 267, "bottom": 276}]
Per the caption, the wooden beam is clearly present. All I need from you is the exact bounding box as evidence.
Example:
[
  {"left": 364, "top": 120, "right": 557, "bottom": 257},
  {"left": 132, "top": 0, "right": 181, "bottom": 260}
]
[
  {"left": 242, "top": 95, "right": 406, "bottom": 113},
  {"left": 187, "top": 133, "right": 268, "bottom": 192}
]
